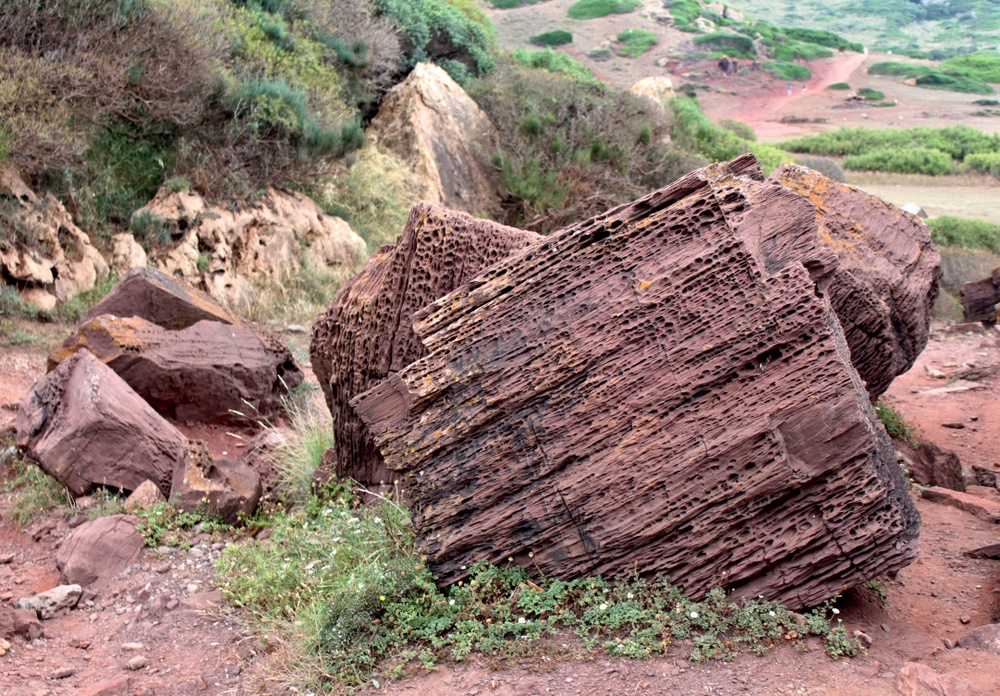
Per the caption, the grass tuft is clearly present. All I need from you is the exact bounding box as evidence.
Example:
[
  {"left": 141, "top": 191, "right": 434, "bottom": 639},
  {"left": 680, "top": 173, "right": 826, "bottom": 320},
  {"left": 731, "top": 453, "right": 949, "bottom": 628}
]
[{"left": 2, "top": 450, "right": 71, "bottom": 528}]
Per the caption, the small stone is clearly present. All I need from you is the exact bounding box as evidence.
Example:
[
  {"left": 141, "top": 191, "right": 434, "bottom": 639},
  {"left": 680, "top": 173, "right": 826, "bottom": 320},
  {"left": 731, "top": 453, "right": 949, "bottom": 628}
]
[
  {"left": 853, "top": 630, "right": 873, "bottom": 647},
  {"left": 0, "top": 552, "right": 15, "bottom": 564},
  {"left": 121, "top": 642, "right": 144, "bottom": 651},
  {"left": 960, "top": 615, "right": 972, "bottom": 624},
  {"left": 17, "top": 584, "right": 83, "bottom": 620},
  {"left": 881, "top": 623, "right": 890, "bottom": 632},
  {"left": 70, "top": 638, "right": 91, "bottom": 650},
  {"left": 49, "top": 667, "right": 75, "bottom": 679},
  {"left": 165, "top": 599, "right": 179, "bottom": 611},
  {"left": 126, "top": 655, "right": 149, "bottom": 670},
  {"left": 943, "top": 637, "right": 955, "bottom": 649}
]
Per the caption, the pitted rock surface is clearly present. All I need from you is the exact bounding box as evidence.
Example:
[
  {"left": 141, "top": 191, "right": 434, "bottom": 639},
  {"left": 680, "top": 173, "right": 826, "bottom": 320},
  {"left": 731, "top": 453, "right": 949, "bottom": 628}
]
[
  {"left": 49, "top": 315, "right": 303, "bottom": 425},
  {"left": 354, "top": 155, "right": 920, "bottom": 609},
  {"left": 16, "top": 350, "right": 187, "bottom": 496},
  {"left": 82, "top": 266, "right": 239, "bottom": 330},
  {"left": 768, "top": 163, "right": 941, "bottom": 397},
  {"left": 310, "top": 202, "right": 540, "bottom": 488}
]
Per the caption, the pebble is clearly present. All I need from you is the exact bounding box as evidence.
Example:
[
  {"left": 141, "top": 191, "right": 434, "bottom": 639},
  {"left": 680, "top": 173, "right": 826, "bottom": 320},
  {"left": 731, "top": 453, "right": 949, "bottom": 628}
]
[
  {"left": 943, "top": 637, "right": 955, "bottom": 649},
  {"left": 960, "top": 615, "right": 972, "bottom": 624},
  {"left": 122, "top": 642, "right": 144, "bottom": 651},
  {"left": 49, "top": 667, "right": 74, "bottom": 679},
  {"left": 126, "top": 655, "right": 150, "bottom": 670}
]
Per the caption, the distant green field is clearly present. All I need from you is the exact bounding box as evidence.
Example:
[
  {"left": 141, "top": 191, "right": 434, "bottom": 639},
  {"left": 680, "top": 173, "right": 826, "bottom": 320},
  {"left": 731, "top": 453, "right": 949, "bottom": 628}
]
[{"left": 720, "top": 0, "right": 1000, "bottom": 55}]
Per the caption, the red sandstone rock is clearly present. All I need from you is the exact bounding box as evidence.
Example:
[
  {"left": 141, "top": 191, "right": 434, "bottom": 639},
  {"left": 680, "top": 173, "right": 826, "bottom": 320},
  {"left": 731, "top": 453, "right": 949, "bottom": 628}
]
[
  {"left": 310, "top": 202, "right": 540, "bottom": 488},
  {"left": 920, "top": 486, "right": 1000, "bottom": 523},
  {"left": 768, "top": 164, "right": 941, "bottom": 397},
  {"left": 898, "top": 441, "right": 965, "bottom": 492},
  {"left": 353, "top": 155, "right": 920, "bottom": 609},
  {"left": 170, "top": 442, "right": 261, "bottom": 524},
  {"left": 49, "top": 315, "right": 304, "bottom": 425},
  {"left": 82, "top": 265, "right": 239, "bottom": 330},
  {"left": 960, "top": 267, "right": 1000, "bottom": 326},
  {"left": 16, "top": 350, "right": 187, "bottom": 496},
  {"left": 897, "top": 662, "right": 985, "bottom": 696},
  {"left": 56, "top": 515, "right": 144, "bottom": 589}
]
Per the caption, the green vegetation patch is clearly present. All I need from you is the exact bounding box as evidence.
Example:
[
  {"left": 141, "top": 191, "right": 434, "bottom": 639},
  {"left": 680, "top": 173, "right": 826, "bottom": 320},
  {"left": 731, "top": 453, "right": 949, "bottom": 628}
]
[
  {"left": 941, "top": 50, "right": 1000, "bottom": 85},
  {"left": 855, "top": 87, "right": 885, "bottom": 101},
  {"left": 510, "top": 47, "right": 599, "bottom": 84},
  {"left": 782, "top": 27, "right": 862, "bottom": 53},
  {"left": 868, "top": 61, "right": 995, "bottom": 95},
  {"left": 827, "top": 82, "right": 851, "bottom": 90},
  {"left": 781, "top": 125, "right": 1000, "bottom": 162},
  {"left": 964, "top": 151, "right": 1000, "bottom": 178},
  {"left": 530, "top": 29, "right": 572, "bottom": 46},
  {"left": 2, "top": 452, "right": 71, "bottom": 528},
  {"left": 617, "top": 28, "right": 658, "bottom": 58},
  {"left": 842, "top": 147, "right": 955, "bottom": 175},
  {"left": 927, "top": 216, "right": 1000, "bottom": 255},
  {"left": 874, "top": 397, "right": 918, "bottom": 449},
  {"left": 566, "top": 0, "right": 641, "bottom": 21},
  {"left": 489, "top": 0, "right": 550, "bottom": 7},
  {"left": 665, "top": 0, "right": 703, "bottom": 32},
  {"left": 763, "top": 61, "right": 812, "bottom": 82},
  {"left": 694, "top": 32, "right": 755, "bottom": 59},
  {"left": 772, "top": 40, "right": 833, "bottom": 62}
]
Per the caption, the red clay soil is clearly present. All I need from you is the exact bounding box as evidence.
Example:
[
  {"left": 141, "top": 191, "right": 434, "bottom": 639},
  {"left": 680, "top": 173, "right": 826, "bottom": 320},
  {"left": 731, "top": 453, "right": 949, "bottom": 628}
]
[{"left": 2, "top": 325, "right": 1000, "bottom": 696}]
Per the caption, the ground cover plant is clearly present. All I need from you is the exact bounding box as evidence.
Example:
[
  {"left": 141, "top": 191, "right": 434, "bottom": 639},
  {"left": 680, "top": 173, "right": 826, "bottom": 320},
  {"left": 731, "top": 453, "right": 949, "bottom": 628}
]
[
  {"left": 669, "top": 97, "right": 790, "bottom": 173},
  {"left": 617, "top": 29, "right": 658, "bottom": 58},
  {"left": 566, "top": 0, "right": 641, "bottom": 21},
  {"left": 868, "top": 62, "right": 995, "bottom": 95},
  {"left": 530, "top": 29, "right": 572, "bottom": 46},
  {"left": 927, "top": 216, "right": 1000, "bottom": 255},
  {"left": 763, "top": 61, "right": 812, "bottom": 82}
]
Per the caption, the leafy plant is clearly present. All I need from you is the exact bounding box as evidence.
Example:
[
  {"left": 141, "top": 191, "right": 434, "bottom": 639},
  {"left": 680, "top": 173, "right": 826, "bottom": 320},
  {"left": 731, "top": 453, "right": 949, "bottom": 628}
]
[
  {"left": 874, "top": 397, "right": 918, "bottom": 448},
  {"left": 793, "top": 154, "right": 846, "bottom": 182},
  {"left": 617, "top": 28, "right": 658, "bottom": 58},
  {"left": 566, "top": 0, "right": 641, "bottom": 21},
  {"left": 763, "top": 61, "right": 812, "bottom": 82},
  {"left": 781, "top": 27, "right": 862, "bottom": 53},
  {"left": 2, "top": 452, "right": 71, "bottom": 528},
  {"left": 130, "top": 210, "right": 171, "bottom": 252},
  {"left": 842, "top": 147, "right": 955, "bottom": 175},
  {"left": 963, "top": 151, "right": 1000, "bottom": 179},
  {"left": 530, "top": 29, "right": 572, "bottom": 46}
]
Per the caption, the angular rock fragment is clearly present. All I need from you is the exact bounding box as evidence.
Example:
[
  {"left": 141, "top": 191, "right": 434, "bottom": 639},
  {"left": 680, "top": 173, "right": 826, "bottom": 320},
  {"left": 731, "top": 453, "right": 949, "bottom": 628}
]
[
  {"left": 768, "top": 164, "right": 941, "bottom": 397},
  {"left": 310, "top": 202, "right": 540, "bottom": 487},
  {"left": 82, "top": 266, "right": 239, "bottom": 330},
  {"left": 960, "top": 267, "right": 1000, "bottom": 326},
  {"left": 49, "top": 315, "right": 303, "bottom": 425},
  {"left": 56, "top": 515, "right": 144, "bottom": 589},
  {"left": 354, "top": 155, "right": 920, "bottom": 609},
  {"left": 16, "top": 350, "right": 187, "bottom": 496},
  {"left": 17, "top": 584, "right": 82, "bottom": 619},
  {"left": 170, "top": 442, "right": 261, "bottom": 524},
  {"left": 898, "top": 442, "right": 965, "bottom": 492},
  {"left": 125, "top": 480, "right": 167, "bottom": 511},
  {"left": 958, "top": 624, "right": 1000, "bottom": 654}
]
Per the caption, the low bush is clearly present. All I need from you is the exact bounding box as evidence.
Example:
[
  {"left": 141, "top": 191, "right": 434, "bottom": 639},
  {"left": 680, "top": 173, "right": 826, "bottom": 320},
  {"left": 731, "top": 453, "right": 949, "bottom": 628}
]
[
  {"left": 842, "top": 147, "right": 955, "bottom": 176},
  {"left": 694, "top": 32, "right": 755, "bottom": 60},
  {"left": 530, "top": 29, "right": 572, "bottom": 46},
  {"left": 2, "top": 452, "right": 70, "bottom": 528},
  {"left": 827, "top": 82, "right": 851, "bottom": 90},
  {"left": 566, "top": 0, "right": 641, "bottom": 21},
  {"left": 781, "top": 125, "right": 1000, "bottom": 162},
  {"left": 855, "top": 87, "right": 885, "bottom": 101},
  {"left": 874, "top": 397, "right": 918, "bottom": 449},
  {"left": 941, "top": 50, "right": 1000, "bottom": 85},
  {"left": 868, "top": 61, "right": 995, "bottom": 95},
  {"left": 963, "top": 151, "right": 1000, "bottom": 178},
  {"left": 617, "top": 28, "right": 658, "bottom": 58},
  {"left": 763, "top": 61, "right": 812, "bottom": 82},
  {"left": 511, "top": 48, "right": 599, "bottom": 84},
  {"left": 782, "top": 28, "right": 863, "bottom": 53},
  {"left": 665, "top": 0, "right": 703, "bottom": 32},
  {"left": 793, "top": 154, "right": 846, "bottom": 182},
  {"left": 927, "top": 216, "right": 1000, "bottom": 255},
  {"left": 718, "top": 118, "right": 756, "bottom": 141},
  {"left": 772, "top": 40, "right": 833, "bottom": 63}
]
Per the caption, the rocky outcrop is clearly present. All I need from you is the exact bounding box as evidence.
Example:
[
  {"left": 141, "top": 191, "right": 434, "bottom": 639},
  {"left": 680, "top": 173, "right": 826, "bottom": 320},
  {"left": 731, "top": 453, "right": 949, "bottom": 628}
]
[
  {"left": 49, "top": 314, "right": 304, "bottom": 425},
  {"left": 133, "top": 187, "right": 366, "bottom": 310},
  {"left": 83, "top": 266, "right": 239, "bottom": 330},
  {"left": 897, "top": 662, "right": 985, "bottom": 696},
  {"left": 959, "top": 267, "right": 1000, "bottom": 325},
  {"left": 56, "top": 515, "right": 144, "bottom": 589},
  {"left": 170, "top": 443, "right": 261, "bottom": 524},
  {"left": 371, "top": 63, "right": 504, "bottom": 218},
  {"left": 16, "top": 350, "right": 188, "bottom": 496},
  {"left": 109, "top": 233, "right": 147, "bottom": 271},
  {"left": 353, "top": 155, "right": 920, "bottom": 609},
  {"left": 310, "top": 202, "right": 540, "bottom": 488},
  {"left": 630, "top": 77, "right": 675, "bottom": 107},
  {"left": 0, "top": 166, "right": 109, "bottom": 311},
  {"left": 769, "top": 164, "right": 941, "bottom": 397}
]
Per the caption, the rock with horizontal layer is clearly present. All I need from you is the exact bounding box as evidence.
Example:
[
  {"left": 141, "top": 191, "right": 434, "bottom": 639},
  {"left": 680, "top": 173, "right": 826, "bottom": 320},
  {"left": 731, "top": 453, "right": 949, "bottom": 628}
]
[
  {"left": 16, "top": 350, "right": 187, "bottom": 496},
  {"left": 310, "top": 202, "right": 540, "bottom": 489},
  {"left": 17, "top": 584, "right": 82, "bottom": 619},
  {"left": 353, "top": 155, "right": 920, "bottom": 609},
  {"left": 56, "top": 515, "right": 144, "bottom": 589},
  {"left": 768, "top": 164, "right": 941, "bottom": 397},
  {"left": 83, "top": 265, "right": 238, "bottom": 330},
  {"left": 898, "top": 442, "right": 965, "bottom": 491},
  {"left": 49, "top": 315, "right": 304, "bottom": 425},
  {"left": 170, "top": 442, "right": 261, "bottom": 523}
]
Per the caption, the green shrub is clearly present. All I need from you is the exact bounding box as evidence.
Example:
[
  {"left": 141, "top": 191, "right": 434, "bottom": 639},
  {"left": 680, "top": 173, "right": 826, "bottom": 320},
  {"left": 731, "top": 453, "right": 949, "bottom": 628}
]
[
  {"left": 973, "top": 99, "right": 1000, "bottom": 106},
  {"left": 868, "top": 61, "right": 995, "bottom": 95},
  {"left": 927, "top": 216, "right": 1000, "bottom": 255},
  {"left": 694, "top": 32, "right": 755, "bottom": 59},
  {"left": 617, "top": 28, "right": 658, "bottom": 58},
  {"left": 530, "top": 29, "right": 572, "bottom": 46},
  {"left": 772, "top": 40, "right": 833, "bottom": 62},
  {"left": 941, "top": 50, "right": 1000, "bottom": 85},
  {"left": 665, "top": 0, "right": 703, "bottom": 32},
  {"left": 3, "top": 453, "right": 71, "bottom": 528},
  {"left": 0, "top": 285, "right": 35, "bottom": 320},
  {"left": 719, "top": 118, "right": 756, "bottom": 141},
  {"left": 782, "top": 28, "right": 863, "bottom": 53},
  {"left": 566, "top": 0, "right": 641, "bottom": 21},
  {"left": 511, "top": 47, "right": 599, "bottom": 84},
  {"left": 55, "top": 272, "right": 118, "bottom": 324},
  {"left": 964, "top": 151, "right": 1000, "bottom": 178},
  {"left": 375, "top": 0, "right": 495, "bottom": 80},
  {"left": 842, "top": 147, "right": 955, "bottom": 175},
  {"left": 130, "top": 210, "right": 171, "bottom": 251},
  {"left": 827, "top": 82, "right": 851, "bottom": 90},
  {"left": 763, "top": 61, "right": 812, "bottom": 82},
  {"left": 793, "top": 154, "right": 846, "bottom": 182},
  {"left": 874, "top": 397, "right": 918, "bottom": 449},
  {"left": 781, "top": 125, "right": 1000, "bottom": 161},
  {"left": 856, "top": 87, "right": 885, "bottom": 101}
]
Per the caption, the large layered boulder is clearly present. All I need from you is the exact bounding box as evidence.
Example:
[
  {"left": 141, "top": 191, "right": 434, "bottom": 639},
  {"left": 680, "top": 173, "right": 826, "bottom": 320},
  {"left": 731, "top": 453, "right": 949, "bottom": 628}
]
[
  {"left": 0, "top": 166, "right": 109, "bottom": 311},
  {"left": 82, "top": 265, "right": 239, "bottom": 330},
  {"left": 353, "top": 155, "right": 920, "bottom": 609},
  {"left": 49, "top": 315, "right": 304, "bottom": 425},
  {"left": 16, "top": 350, "right": 187, "bottom": 496},
  {"left": 133, "top": 187, "right": 366, "bottom": 309},
  {"left": 768, "top": 164, "right": 941, "bottom": 397},
  {"left": 371, "top": 63, "right": 504, "bottom": 218},
  {"left": 310, "top": 202, "right": 540, "bottom": 488}
]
